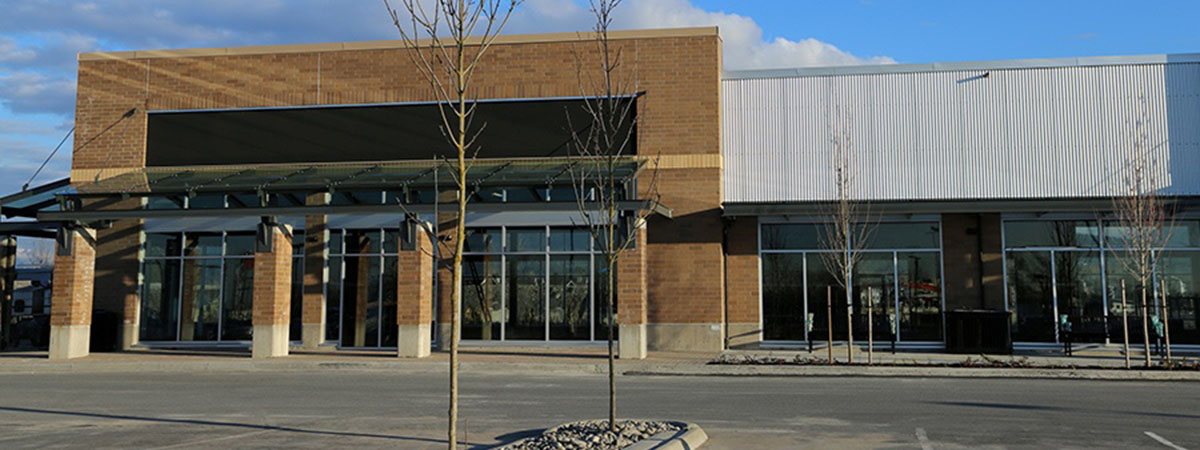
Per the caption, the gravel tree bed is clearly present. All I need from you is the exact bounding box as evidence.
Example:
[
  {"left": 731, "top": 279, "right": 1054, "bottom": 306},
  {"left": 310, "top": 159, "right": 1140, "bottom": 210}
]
[{"left": 504, "top": 419, "right": 686, "bottom": 449}]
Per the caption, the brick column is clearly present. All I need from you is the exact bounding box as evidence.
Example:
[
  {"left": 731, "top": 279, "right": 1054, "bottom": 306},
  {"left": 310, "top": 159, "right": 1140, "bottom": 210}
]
[
  {"left": 49, "top": 227, "right": 96, "bottom": 360},
  {"left": 301, "top": 193, "right": 329, "bottom": 349},
  {"left": 252, "top": 223, "right": 293, "bottom": 358},
  {"left": 397, "top": 225, "right": 434, "bottom": 358},
  {"left": 617, "top": 226, "right": 648, "bottom": 359},
  {"left": 1, "top": 236, "right": 16, "bottom": 350}
]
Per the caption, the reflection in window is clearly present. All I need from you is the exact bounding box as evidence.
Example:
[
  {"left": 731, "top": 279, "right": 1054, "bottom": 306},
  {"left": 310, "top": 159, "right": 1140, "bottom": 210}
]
[
  {"left": 221, "top": 258, "right": 254, "bottom": 341},
  {"left": 1007, "top": 251, "right": 1055, "bottom": 342},
  {"left": 762, "top": 254, "right": 804, "bottom": 341},
  {"left": 506, "top": 255, "right": 546, "bottom": 340},
  {"left": 462, "top": 256, "right": 502, "bottom": 340},
  {"left": 140, "top": 259, "right": 180, "bottom": 341},
  {"left": 549, "top": 255, "right": 590, "bottom": 340},
  {"left": 759, "top": 222, "right": 944, "bottom": 344}
]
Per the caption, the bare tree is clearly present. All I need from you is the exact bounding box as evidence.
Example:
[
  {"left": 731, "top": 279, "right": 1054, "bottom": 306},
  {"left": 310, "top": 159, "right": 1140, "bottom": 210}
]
[
  {"left": 383, "top": 0, "right": 520, "bottom": 447},
  {"left": 567, "top": 0, "right": 661, "bottom": 432},
  {"left": 24, "top": 239, "right": 55, "bottom": 269},
  {"left": 818, "top": 107, "right": 874, "bottom": 364},
  {"left": 1109, "top": 99, "right": 1174, "bottom": 368}
]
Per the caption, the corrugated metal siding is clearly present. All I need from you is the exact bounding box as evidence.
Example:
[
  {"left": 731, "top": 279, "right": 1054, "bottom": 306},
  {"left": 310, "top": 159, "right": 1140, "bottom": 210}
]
[{"left": 722, "top": 62, "right": 1200, "bottom": 203}]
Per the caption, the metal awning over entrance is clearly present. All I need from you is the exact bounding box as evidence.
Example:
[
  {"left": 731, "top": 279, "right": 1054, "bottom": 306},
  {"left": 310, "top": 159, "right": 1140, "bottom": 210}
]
[
  {"left": 0, "top": 178, "right": 70, "bottom": 238},
  {"left": 41, "top": 157, "right": 671, "bottom": 222}
]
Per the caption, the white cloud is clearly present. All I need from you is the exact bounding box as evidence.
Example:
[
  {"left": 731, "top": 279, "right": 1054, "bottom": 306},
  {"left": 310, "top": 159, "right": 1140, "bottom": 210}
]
[
  {"left": 612, "top": 0, "right": 894, "bottom": 69},
  {"left": 0, "top": 71, "right": 76, "bottom": 115}
]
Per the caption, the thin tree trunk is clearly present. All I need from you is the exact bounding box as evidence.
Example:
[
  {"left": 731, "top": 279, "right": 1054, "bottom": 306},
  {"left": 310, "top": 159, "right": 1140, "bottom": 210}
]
[
  {"left": 1141, "top": 286, "right": 1151, "bottom": 368},
  {"left": 826, "top": 286, "right": 833, "bottom": 363},
  {"left": 1121, "top": 279, "right": 1130, "bottom": 369},
  {"left": 867, "top": 286, "right": 873, "bottom": 366},
  {"left": 608, "top": 247, "right": 616, "bottom": 431},
  {"left": 448, "top": 13, "right": 468, "bottom": 445},
  {"left": 1161, "top": 278, "right": 1171, "bottom": 363},
  {"left": 845, "top": 269, "right": 853, "bottom": 364}
]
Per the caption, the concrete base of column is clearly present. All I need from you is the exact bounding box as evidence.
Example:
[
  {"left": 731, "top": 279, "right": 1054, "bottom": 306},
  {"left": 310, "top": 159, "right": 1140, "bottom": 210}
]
[
  {"left": 252, "top": 324, "right": 289, "bottom": 358},
  {"left": 49, "top": 325, "right": 90, "bottom": 360},
  {"left": 119, "top": 322, "right": 138, "bottom": 351},
  {"left": 436, "top": 323, "right": 452, "bottom": 351},
  {"left": 301, "top": 323, "right": 324, "bottom": 349},
  {"left": 398, "top": 324, "right": 431, "bottom": 358},
  {"left": 619, "top": 323, "right": 648, "bottom": 360}
]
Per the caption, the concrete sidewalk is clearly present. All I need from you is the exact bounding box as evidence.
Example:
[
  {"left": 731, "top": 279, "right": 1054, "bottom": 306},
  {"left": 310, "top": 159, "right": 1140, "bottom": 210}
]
[{"left": 1, "top": 346, "right": 1198, "bottom": 381}]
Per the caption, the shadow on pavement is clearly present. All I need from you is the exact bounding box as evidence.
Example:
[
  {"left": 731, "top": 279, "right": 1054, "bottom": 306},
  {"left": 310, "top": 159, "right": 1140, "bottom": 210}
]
[
  {"left": 480, "top": 427, "right": 546, "bottom": 448},
  {"left": 930, "top": 401, "right": 1200, "bottom": 420},
  {"left": 0, "top": 405, "right": 465, "bottom": 446}
]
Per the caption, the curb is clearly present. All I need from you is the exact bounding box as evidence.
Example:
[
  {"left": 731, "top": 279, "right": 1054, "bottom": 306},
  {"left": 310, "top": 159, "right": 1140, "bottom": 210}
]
[
  {"left": 623, "top": 364, "right": 1200, "bottom": 381},
  {"left": 625, "top": 423, "right": 707, "bottom": 450},
  {"left": 2, "top": 359, "right": 1198, "bottom": 381}
]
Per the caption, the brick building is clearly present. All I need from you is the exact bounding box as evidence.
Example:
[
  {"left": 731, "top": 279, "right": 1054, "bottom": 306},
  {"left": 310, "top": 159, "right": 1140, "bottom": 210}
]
[{"left": 3, "top": 27, "right": 1199, "bottom": 359}]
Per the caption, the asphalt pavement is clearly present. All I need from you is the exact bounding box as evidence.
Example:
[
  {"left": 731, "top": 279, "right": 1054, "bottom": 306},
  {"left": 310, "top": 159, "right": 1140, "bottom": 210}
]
[{"left": 0, "top": 369, "right": 1196, "bottom": 449}]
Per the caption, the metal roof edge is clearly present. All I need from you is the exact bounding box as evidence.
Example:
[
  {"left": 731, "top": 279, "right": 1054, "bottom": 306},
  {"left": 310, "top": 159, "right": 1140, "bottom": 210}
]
[
  {"left": 722, "top": 53, "right": 1200, "bottom": 80},
  {"left": 78, "top": 27, "right": 718, "bottom": 61}
]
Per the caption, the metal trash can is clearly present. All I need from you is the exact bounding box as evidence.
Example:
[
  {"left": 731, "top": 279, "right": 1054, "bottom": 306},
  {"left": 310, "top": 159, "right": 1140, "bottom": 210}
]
[{"left": 945, "top": 310, "right": 1012, "bottom": 354}]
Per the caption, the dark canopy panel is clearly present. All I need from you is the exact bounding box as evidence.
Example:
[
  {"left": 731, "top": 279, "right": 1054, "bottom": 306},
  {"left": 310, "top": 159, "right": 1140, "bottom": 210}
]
[{"left": 146, "top": 98, "right": 636, "bottom": 166}]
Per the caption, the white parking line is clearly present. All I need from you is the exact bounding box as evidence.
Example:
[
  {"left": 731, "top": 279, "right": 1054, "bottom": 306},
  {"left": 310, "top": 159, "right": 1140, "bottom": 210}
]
[
  {"left": 915, "top": 427, "right": 933, "bottom": 450},
  {"left": 1145, "top": 431, "right": 1188, "bottom": 450}
]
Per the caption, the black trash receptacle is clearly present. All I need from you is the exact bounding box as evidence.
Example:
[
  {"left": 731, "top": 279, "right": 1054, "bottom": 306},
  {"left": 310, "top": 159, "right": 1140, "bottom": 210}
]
[
  {"left": 945, "top": 310, "right": 1012, "bottom": 354},
  {"left": 90, "top": 309, "right": 120, "bottom": 352}
]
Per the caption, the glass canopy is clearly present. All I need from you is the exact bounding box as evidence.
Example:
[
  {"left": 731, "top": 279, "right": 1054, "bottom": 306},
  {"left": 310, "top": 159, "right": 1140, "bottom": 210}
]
[{"left": 71, "top": 157, "right": 643, "bottom": 197}]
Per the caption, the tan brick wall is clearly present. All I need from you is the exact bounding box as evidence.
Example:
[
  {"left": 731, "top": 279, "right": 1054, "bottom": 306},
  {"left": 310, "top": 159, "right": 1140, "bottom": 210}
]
[
  {"left": 725, "top": 216, "right": 759, "bottom": 324},
  {"left": 90, "top": 198, "right": 143, "bottom": 326},
  {"left": 51, "top": 230, "right": 96, "bottom": 327},
  {"left": 617, "top": 227, "right": 648, "bottom": 325},
  {"left": 302, "top": 193, "right": 329, "bottom": 327},
  {"left": 397, "top": 228, "right": 434, "bottom": 326},
  {"left": 253, "top": 226, "right": 293, "bottom": 326},
  {"left": 74, "top": 28, "right": 724, "bottom": 332}
]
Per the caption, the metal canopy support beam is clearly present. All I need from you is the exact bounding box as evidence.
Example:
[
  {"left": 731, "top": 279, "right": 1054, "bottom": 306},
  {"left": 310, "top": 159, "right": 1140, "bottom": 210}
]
[
  {"left": 0, "top": 178, "right": 70, "bottom": 206},
  {"left": 40, "top": 200, "right": 671, "bottom": 221},
  {"left": 0, "top": 222, "right": 58, "bottom": 239},
  {"left": 2, "top": 198, "right": 58, "bottom": 219}
]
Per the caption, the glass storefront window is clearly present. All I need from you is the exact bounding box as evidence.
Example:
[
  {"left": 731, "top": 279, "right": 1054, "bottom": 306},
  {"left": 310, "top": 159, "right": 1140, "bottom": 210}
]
[
  {"left": 761, "top": 254, "right": 805, "bottom": 341},
  {"left": 897, "top": 252, "right": 943, "bottom": 341},
  {"left": 869, "top": 223, "right": 941, "bottom": 249},
  {"left": 344, "top": 229, "right": 381, "bottom": 255},
  {"left": 761, "top": 224, "right": 823, "bottom": 250},
  {"left": 1005, "top": 220, "right": 1101, "bottom": 248},
  {"left": 462, "top": 256, "right": 502, "bottom": 340},
  {"left": 852, "top": 253, "right": 896, "bottom": 341},
  {"left": 340, "top": 255, "right": 381, "bottom": 347},
  {"left": 507, "top": 228, "right": 546, "bottom": 252},
  {"left": 139, "top": 259, "right": 180, "bottom": 341},
  {"left": 180, "top": 259, "right": 221, "bottom": 341},
  {"left": 1007, "top": 251, "right": 1055, "bottom": 342},
  {"left": 220, "top": 258, "right": 254, "bottom": 341},
  {"left": 506, "top": 255, "right": 546, "bottom": 340},
  {"left": 549, "top": 255, "right": 591, "bottom": 340},
  {"left": 759, "top": 222, "right": 943, "bottom": 344},
  {"left": 184, "top": 233, "right": 223, "bottom": 257},
  {"left": 145, "top": 233, "right": 181, "bottom": 258},
  {"left": 805, "top": 254, "right": 848, "bottom": 341},
  {"left": 464, "top": 228, "right": 500, "bottom": 253},
  {"left": 1158, "top": 251, "right": 1200, "bottom": 344},
  {"left": 550, "top": 228, "right": 590, "bottom": 252},
  {"left": 225, "top": 232, "right": 256, "bottom": 257}
]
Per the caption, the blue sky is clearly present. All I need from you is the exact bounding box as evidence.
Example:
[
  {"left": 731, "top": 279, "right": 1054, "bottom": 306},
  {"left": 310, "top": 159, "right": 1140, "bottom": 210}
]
[{"left": 0, "top": 0, "right": 1197, "bottom": 201}]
